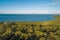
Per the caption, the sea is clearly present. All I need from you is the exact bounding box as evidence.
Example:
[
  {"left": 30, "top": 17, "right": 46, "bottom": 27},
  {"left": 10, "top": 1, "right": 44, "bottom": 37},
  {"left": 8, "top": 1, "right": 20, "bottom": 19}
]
[{"left": 0, "top": 14, "right": 59, "bottom": 22}]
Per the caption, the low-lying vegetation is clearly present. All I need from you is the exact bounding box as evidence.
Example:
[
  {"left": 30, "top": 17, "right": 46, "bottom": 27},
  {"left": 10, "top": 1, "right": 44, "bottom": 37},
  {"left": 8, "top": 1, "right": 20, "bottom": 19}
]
[{"left": 0, "top": 22, "right": 60, "bottom": 40}]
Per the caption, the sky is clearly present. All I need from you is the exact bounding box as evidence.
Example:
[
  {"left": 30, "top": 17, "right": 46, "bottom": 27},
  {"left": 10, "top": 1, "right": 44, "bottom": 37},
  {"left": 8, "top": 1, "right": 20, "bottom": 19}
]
[{"left": 0, "top": 0, "right": 60, "bottom": 14}]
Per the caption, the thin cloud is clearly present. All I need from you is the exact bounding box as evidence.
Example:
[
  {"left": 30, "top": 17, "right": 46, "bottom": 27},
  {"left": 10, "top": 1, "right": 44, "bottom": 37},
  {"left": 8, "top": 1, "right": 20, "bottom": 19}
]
[
  {"left": 52, "top": 0, "right": 60, "bottom": 3},
  {"left": 0, "top": 10, "right": 59, "bottom": 14},
  {"left": 0, "top": 10, "right": 49, "bottom": 14}
]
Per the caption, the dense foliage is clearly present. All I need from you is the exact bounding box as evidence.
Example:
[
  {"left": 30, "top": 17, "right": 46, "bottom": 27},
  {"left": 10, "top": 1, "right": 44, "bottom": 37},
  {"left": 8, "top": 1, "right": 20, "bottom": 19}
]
[{"left": 0, "top": 22, "right": 60, "bottom": 40}]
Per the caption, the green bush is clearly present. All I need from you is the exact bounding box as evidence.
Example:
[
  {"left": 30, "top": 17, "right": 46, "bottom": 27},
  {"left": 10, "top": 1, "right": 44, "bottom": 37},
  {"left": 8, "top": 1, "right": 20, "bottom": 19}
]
[{"left": 0, "top": 22, "right": 60, "bottom": 40}]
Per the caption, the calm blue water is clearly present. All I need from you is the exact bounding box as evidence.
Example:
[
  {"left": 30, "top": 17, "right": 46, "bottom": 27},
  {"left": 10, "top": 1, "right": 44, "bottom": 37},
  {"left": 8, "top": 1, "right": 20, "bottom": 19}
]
[{"left": 0, "top": 14, "right": 59, "bottom": 22}]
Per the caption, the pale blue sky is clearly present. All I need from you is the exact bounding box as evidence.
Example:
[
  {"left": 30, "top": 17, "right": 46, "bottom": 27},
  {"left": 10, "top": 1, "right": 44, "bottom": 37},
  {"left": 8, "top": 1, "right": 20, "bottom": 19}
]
[{"left": 0, "top": 0, "right": 60, "bottom": 13}]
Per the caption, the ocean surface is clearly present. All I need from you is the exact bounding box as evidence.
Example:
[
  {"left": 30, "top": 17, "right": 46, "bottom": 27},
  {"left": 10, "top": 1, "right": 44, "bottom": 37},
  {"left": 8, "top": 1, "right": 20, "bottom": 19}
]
[{"left": 0, "top": 14, "right": 59, "bottom": 22}]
